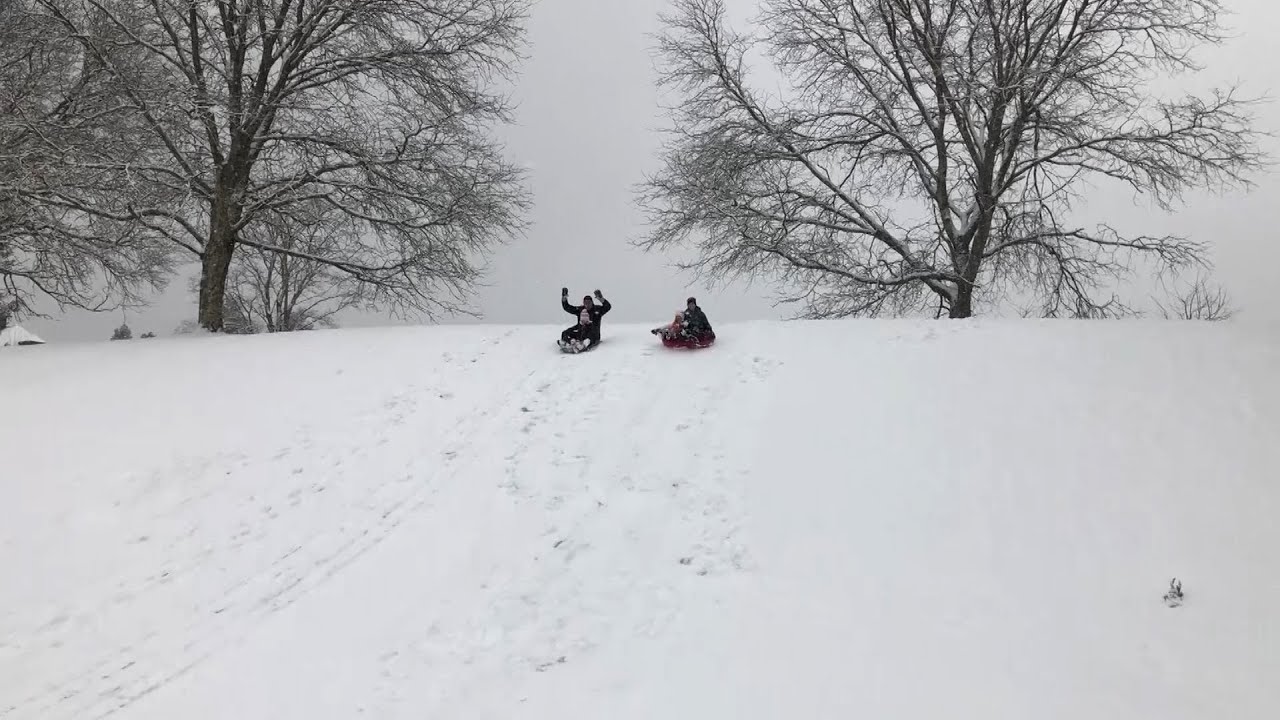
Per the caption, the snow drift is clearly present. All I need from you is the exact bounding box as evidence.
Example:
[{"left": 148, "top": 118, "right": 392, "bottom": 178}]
[
  {"left": 0, "top": 325, "right": 45, "bottom": 347},
  {"left": 1, "top": 319, "right": 1277, "bottom": 719}
]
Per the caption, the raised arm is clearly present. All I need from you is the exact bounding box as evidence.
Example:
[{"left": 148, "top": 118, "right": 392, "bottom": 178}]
[
  {"left": 594, "top": 290, "right": 611, "bottom": 315},
  {"left": 562, "top": 288, "right": 579, "bottom": 315}
]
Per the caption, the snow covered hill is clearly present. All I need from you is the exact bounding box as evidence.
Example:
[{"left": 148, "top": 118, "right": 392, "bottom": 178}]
[{"left": 1, "top": 319, "right": 1278, "bottom": 719}]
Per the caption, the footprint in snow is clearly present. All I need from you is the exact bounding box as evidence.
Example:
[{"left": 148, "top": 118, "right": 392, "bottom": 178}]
[{"left": 535, "top": 656, "right": 567, "bottom": 672}]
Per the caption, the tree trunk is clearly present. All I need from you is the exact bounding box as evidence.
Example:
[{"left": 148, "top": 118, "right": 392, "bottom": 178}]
[
  {"left": 197, "top": 180, "right": 241, "bottom": 331},
  {"left": 197, "top": 232, "right": 234, "bottom": 331},
  {"left": 949, "top": 284, "right": 974, "bottom": 318},
  {"left": 948, "top": 199, "right": 993, "bottom": 320},
  {"left": 948, "top": 250, "right": 979, "bottom": 319}
]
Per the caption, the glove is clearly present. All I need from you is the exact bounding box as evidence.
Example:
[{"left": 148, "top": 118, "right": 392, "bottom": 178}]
[
  {"left": 593, "top": 289, "right": 602, "bottom": 298},
  {"left": 561, "top": 287, "right": 568, "bottom": 296}
]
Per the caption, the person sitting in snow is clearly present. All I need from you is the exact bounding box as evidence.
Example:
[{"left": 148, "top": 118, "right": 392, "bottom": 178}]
[
  {"left": 653, "top": 297, "right": 714, "bottom": 342},
  {"left": 560, "top": 287, "right": 611, "bottom": 350},
  {"left": 681, "top": 297, "right": 713, "bottom": 339}
]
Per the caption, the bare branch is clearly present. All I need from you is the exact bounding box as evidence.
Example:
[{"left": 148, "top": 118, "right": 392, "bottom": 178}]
[
  {"left": 636, "top": 0, "right": 1268, "bottom": 319},
  {"left": 1155, "top": 271, "right": 1234, "bottom": 320},
  {"left": 27, "top": 0, "right": 531, "bottom": 330},
  {"left": 1, "top": 0, "right": 179, "bottom": 315}
]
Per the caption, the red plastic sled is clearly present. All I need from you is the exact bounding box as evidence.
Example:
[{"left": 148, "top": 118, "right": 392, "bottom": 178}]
[{"left": 661, "top": 333, "right": 715, "bottom": 349}]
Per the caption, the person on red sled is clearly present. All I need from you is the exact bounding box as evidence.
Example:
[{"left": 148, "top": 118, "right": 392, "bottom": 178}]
[
  {"left": 658, "top": 311, "right": 685, "bottom": 338},
  {"left": 652, "top": 297, "right": 715, "bottom": 343},
  {"left": 560, "top": 287, "right": 611, "bottom": 350}
]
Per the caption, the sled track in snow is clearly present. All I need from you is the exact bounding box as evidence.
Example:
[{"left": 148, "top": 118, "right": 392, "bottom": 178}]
[
  {"left": 7, "top": 320, "right": 1280, "bottom": 720},
  {"left": 2, "top": 329, "right": 782, "bottom": 719},
  {"left": 362, "top": 332, "right": 782, "bottom": 714},
  {"left": 3, "top": 330, "right": 551, "bottom": 719}
]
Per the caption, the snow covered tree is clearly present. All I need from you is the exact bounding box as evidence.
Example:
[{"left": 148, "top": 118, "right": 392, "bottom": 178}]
[
  {"left": 31, "top": 0, "right": 531, "bottom": 331},
  {"left": 174, "top": 296, "right": 255, "bottom": 334},
  {"left": 0, "top": 292, "right": 15, "bottom": 329},
  {"left": 221, "top": 300, "right": 258, "bottom": 335},
  {"left": 1156, "top": 273, "right": 1234, "bottom": 321},
  {"left": 224, "top": 202, "right": 367, "bottom": 332},
  {"left": 0, "top": 0, "right": 176, "bottom": 316},
  {"left": 110, "top": 322, "right": 132, "bottom": 340},
  {"left": 637, "top": 0, "right": 1266, "bottom": 318}
]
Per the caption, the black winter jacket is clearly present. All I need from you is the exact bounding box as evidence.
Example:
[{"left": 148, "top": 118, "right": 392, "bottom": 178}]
[
  {"left": 563, "top": 295, "right": 612, "bottom": 336},
  {"left": 682, "top": 305, "right": 713, "bottom": 335}
]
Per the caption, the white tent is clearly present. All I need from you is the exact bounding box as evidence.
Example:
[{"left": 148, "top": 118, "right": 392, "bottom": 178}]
[{"left": 0, "top": 324, "right": 45, "bottom": 347}]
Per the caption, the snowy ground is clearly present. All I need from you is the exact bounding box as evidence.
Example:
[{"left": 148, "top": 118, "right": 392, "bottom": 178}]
[{"left": 1, "top": 319, "right": 1278, "bottom": 719}]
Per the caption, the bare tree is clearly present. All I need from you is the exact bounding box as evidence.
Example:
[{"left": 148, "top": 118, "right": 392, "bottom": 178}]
[
  {"left": 637, "top": 0, "right": 1267, "bottom": 319},
  {"left": 1156, "top": 272, "right": 1234, "bottom": 320},
  {"left": 0, "top": 0, "right": 176, "bottom": 316},
  {"left": 175, "top": 294, "right": 257, "bottom": 334},
  {"left": 0, "top": 292, "right": 16, "bottom": 329},
  {"left": 32, "top": 0, "right": 530, "bottom": 331},
  {"left": 226, "top": 202, "right": 366, "bottom": 332}
]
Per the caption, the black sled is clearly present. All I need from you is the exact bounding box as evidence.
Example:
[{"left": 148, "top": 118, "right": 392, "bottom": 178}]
[{"left": 557, "top": 337, "right": 601, "bottom": 354}]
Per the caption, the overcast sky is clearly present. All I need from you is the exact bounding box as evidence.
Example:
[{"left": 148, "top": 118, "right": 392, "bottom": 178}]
[{"left": 20, "top": 0, "right": 1280, "bottom": 343}]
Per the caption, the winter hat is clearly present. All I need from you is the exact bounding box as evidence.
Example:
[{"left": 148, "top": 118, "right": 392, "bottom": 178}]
[{"left": 686, "top": 297, "right": 697, "bottom": 306}]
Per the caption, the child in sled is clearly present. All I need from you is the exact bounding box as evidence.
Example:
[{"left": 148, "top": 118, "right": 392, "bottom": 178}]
[{"left": 651, "top": 312, "right": 686, "bottom": 340}]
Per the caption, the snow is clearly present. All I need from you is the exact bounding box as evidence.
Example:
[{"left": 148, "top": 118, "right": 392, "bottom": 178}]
[
  {"left": 0, "top": 325, "right": 45, "bottom": 347},
  {"left": 1, "top": 319, "right": 1278, "bottom": 719}
]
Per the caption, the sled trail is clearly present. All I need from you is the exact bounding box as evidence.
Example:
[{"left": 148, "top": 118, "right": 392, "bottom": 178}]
[{"left": 2, "top": 320, "right": 1278, "bottom": 720}]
